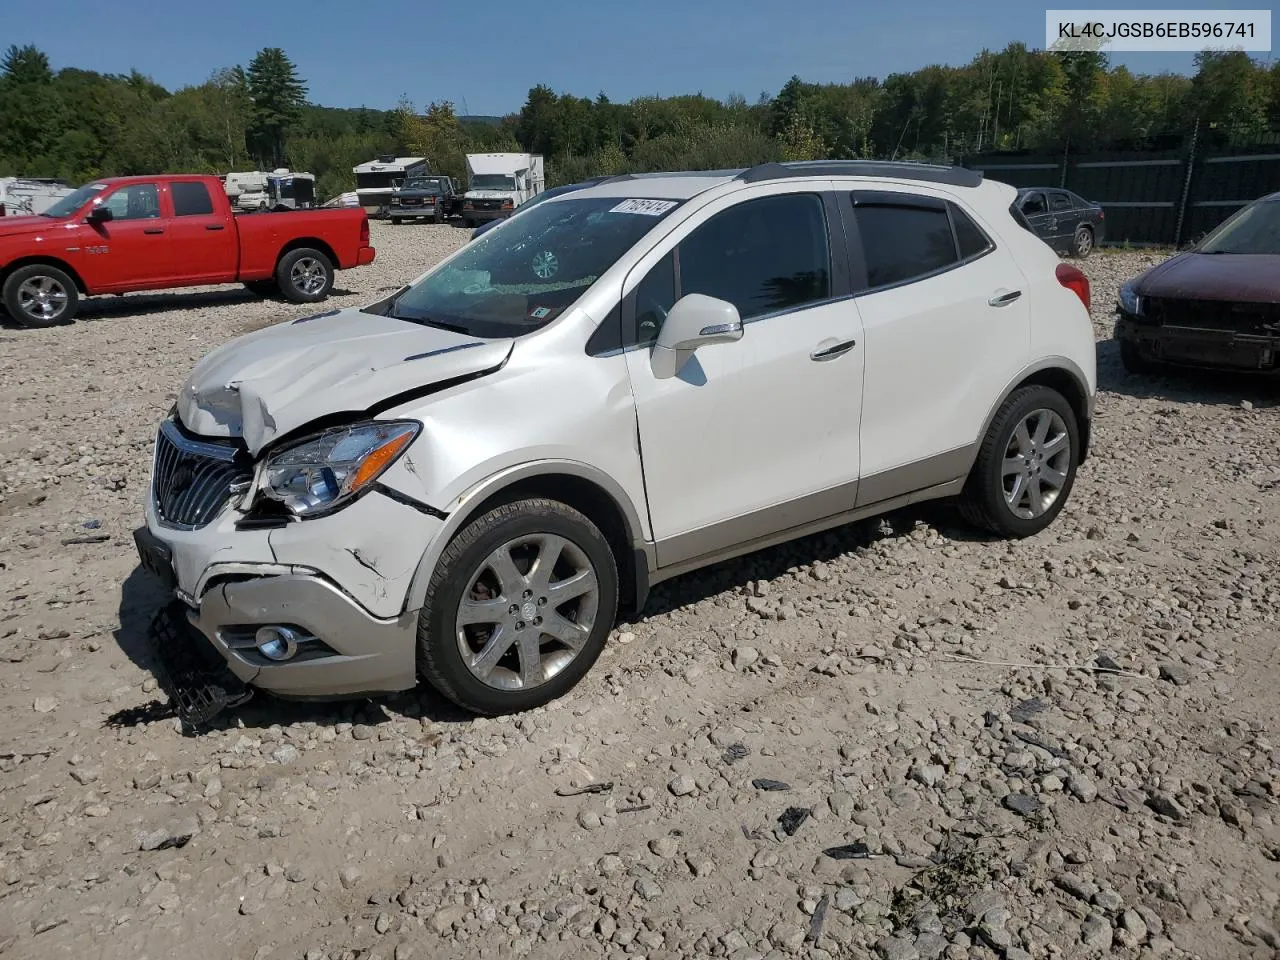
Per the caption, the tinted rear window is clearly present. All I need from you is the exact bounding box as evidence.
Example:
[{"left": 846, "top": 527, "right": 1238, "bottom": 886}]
[{"left": 172, "top": 181, "right": 214, "bottom": 217}]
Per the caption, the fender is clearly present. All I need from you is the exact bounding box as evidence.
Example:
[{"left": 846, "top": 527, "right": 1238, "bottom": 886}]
[
  {"left": 969, "top": 356, "right": 1095, "bottom": 473},
  {"left": 401, "top": 458, "right": 653, "bottom": 616}
]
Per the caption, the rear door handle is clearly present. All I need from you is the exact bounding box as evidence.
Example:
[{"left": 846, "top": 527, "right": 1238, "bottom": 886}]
[
  {"left": 988, "top": 289, "right": 1022, "bottom": 307},
  {"left": 205, "top": 224, "right": 225, "bottom": 231},
  {"left": 143, "top": 227, "right": 165, "bottom": 235},
  {"left": 810, "top": 338, "right": 857, "bottom": 361}
]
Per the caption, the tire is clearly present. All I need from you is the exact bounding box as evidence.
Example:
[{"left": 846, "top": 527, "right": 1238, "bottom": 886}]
[
  {"left": 463, "top": 218, "right": 474, "bottom": 229},
  {"left": 1119, "top": 339, "right": 1157, "bottom": 375},
  {"left": 390, "top": 217, "right": 402, "bottom": 225},
  {"left": 433, "top": 208, "right": 444, "bottom": 224},
  {"left": 276, "top": 247, "right": 334, "bottom": 304},
  {"left": 243, "top": 279, "right": 278, "bottom": 298},
  {"left": 417, "top": 498, "right": 619, "bottom": 716},
  {"left": 959, "top": 385, "right": 1080, "bottom": 538},
  {"left": 1072, "top": 225, "right": 1094, "bottom": 258},
  {"left": 2, "top": 264, "right": 79, "bottom": 327}
]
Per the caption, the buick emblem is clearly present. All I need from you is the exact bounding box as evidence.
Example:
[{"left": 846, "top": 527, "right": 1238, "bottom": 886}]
[{"left": 170, "top": 465, "right": 194, "bottom": 494}]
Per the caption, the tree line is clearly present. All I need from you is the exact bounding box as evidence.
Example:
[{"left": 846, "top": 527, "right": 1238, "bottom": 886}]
[{"left": 3, "top": 42, "right": 1278, "bottom": 200}]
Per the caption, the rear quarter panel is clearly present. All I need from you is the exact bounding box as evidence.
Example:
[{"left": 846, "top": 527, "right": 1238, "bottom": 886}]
[{"left": 233, "top": 208, "right": 369, "bottom": 279}]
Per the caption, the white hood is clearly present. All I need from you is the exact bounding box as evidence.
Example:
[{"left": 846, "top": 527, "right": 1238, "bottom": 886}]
[
  {"left": 176, "top": 307, "right": 512, "bottom": 455},
  {"left": 465, "top": 189, "right": 517, "bottom": 200}
]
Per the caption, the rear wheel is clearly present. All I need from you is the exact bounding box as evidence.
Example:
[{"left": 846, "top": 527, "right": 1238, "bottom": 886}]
[
  {"left": 960, "top": 385, "right": 1079, "bottom": 538},
  {"left": 2, "top": 264, "right": 79, "bottom": 327},
  {"left": 433, "top": 207, "right": 445, "bottom": 224},
  {"left": 1072, "top": 225, "right": 1094, "bottom": 258},
  {"left": 390, "top": 217, "right": 403, "bottom": 225},
  {"left": 417, "top": 498, "right": 618, "bottom": 716},
  {"left": 276, "top": 247, "right": 334, "bottom": 303}
]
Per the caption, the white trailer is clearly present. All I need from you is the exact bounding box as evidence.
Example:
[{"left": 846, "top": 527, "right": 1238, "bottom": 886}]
[
  {"left": 353, "top": 155, "right": 430, "bottom": 217},
  {"left": 462, "top": 153, "right": 545, "bottom": 226},
  {"left": 0, "top": 177, "right": 75, "bottom": 217}
]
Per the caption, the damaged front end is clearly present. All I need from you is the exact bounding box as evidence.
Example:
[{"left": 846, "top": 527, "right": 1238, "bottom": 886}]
[{"left": 1117, "top": 296, "right": 1280, "bottom": 372}]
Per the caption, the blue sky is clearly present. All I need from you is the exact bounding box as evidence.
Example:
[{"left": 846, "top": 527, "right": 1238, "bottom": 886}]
[{"left": 8, "top": 0, "right": 1271, "bottom": 115}]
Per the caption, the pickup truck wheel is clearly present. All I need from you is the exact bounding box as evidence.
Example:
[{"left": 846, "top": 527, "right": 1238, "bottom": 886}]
[
  {"left": 417, "top": 498, "right": 619, "bottom": 716},
  {"left": 959, "top": 385, "right": 1079, "bottom": 539},
  {"left": 433, "top": 208, "right": 445, "bottom": 224},
  {"left": 390, "top": 218, "right": 402, "bottom": 225},
  {"left": 276, "top": 248, "right": 333, "bottom": 303},
  {"left": 3, "top": 264, "right": 79, "bottom": 327}
]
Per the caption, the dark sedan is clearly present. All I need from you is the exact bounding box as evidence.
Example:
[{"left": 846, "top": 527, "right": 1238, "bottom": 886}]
[
  {"left": 1115, "top": 191, "right": 1280, "bottom": 374},
  {"left": 471, "top": 176, "right": 615, "bottom": 240},
  {"left": 1014, "top": 187, "right": 1105, "bottom": 258}
]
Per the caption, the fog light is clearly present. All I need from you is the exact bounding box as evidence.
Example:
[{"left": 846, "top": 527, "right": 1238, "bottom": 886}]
[{"left": 255, "top": 626, "right": 301, "bottom": 662}]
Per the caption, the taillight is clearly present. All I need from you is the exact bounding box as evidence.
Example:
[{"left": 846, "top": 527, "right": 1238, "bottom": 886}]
[
  {"left": 1056, "top": 262, "right": 1090, "bottom": 312},
  {"left": 360, "top": 217, "right": 369, "bottom": 243}
]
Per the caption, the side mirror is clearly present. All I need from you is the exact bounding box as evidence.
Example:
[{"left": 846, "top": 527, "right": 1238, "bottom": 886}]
[
  {"left": 650, "top": 293, "right": 743, "bottom": 379},
  {"left": 87, "top": 204, "right": 113, "bottom": 224}
]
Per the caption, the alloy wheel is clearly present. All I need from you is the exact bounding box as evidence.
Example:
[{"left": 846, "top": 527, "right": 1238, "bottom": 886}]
[
  {"left": 454, "top": 533, "right": 599, "bottom": 691},
  {"left": 17, "top": 276, "right": 69, "bottom": 322},
  {"left": 1001, "top": 408, "right": 1072, "bottom": 519},
  {"left": 290, "top": 257, "right": 327, "bottom": 295}
]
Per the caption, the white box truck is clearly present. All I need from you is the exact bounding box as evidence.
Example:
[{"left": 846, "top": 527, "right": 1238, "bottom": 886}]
[{"left": 462, "top": 153, "right": 545, "bottom": 227}]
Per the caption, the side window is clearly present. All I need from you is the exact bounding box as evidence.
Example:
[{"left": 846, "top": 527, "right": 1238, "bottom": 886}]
[
  {"left": 1020, "top": 192, "right": 1047, "bottom": 215},
  {"left": 678, "top": 193, "right": 830, "bottom": 321},
  {"left": 102, "top": 184, "right": 161, "bottom": 220},
  {"left": 172, "top": 181, "right": 214, "bottom": 217},
  {"left": 950, "top": 203, "right": 993, "bottom": 260},
  {"left": 853, "top": 201, "right": 957, "bottom": 289},
  {"left": 633, "top": 251, "right": 676, "bottom": 346},
  {"left": 1048, "top": 192, "right": 1072, "bottom": 212}
]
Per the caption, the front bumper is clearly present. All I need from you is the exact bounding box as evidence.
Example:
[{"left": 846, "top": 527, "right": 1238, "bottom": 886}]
[
  {"left": 1116, "top": 313, "right": 1280, "bottom": 372},
  {"left": 139, "top": 479, "right": 443, "bottom": 698},
  {"left": 464, "top": 209, "right": 509, "bottom": 223},
  {"left": 390, "top": 203, "right": 439, "bottom": 218}
]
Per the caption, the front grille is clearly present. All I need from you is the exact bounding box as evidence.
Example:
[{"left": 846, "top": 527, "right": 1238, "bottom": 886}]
[
  {"left": 1144, "top": 297, "right": 1280, "bottom": 335},
  {"left": 152, "top": 420, "right": 252, "bottom": 530},
  {"left": 472, "top": 198, "right": 503, "bottom": 211}
]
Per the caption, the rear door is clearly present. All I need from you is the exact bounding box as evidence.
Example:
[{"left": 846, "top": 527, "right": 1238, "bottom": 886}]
[
  {"left": 844, "top": 187, "right": 1030, "bottom": 496},
  {"left": 79, "top": 181, "right": 170, "bottom": 291},
  {"left": 164, "top": 180, "right": 238, "bottom": 283}
]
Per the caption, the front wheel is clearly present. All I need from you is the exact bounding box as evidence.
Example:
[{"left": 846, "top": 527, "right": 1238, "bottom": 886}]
[
  {"left": 276, "top": 247, "right": 334, "bottom": 303},
  {"left": 417, "top": 498, "right": 619, "bottom": 716},
  {"left": 2, "top": 264, "right": 79, "bottom": 327},
  {"left": 959, "top": 385, "right": 1079, "bottom": 538},
  {"left": 1119, "top": 339, "right": 1157, "bottom": 375}
]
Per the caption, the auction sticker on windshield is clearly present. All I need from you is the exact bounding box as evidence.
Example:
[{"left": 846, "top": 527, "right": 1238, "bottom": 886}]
[{"left": 611, "top": 199, "right": 678, "bottom": 216}]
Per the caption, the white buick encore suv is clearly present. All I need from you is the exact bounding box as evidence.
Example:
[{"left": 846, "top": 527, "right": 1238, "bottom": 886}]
[{"left": 135, "top": 160, "right": 1096, "bottom": 716}]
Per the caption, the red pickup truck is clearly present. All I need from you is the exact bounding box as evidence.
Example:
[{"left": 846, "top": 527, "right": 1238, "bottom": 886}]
[{"left": 0, "top": 174, "right": 375, "bottom": 327}]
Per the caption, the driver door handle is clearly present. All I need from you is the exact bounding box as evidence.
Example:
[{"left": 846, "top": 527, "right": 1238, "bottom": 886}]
[
  {"left": 810, "top": 338, "right": 857, "bottom": 361},
  {"left": 143, "top": 227, "right": 165, "bottom": 235},
  {"left": 988, "top": 289, "right": 1022, "bottom": 307}
]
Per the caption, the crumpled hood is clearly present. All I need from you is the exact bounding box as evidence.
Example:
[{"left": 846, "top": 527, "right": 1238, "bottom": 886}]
[
  {"left": 1136, "top": 252, "right": 1280, "bottom": 304},
  {"left": 176, "top": 307, "right": 513, "bottom": 455}
]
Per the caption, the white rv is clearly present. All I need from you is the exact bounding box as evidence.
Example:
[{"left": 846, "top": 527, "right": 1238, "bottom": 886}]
[
  {"left": 352, "top": 155, "right": 430, "bottom": 217},
  {"left": 0, "top": 177, "right": 75, "bottom": 217},
  {"left": 462, "top": 153, "right": 545, "bottom": 226},
  {"left": 223, "top": 170, "right": 269, "bottom": 207}
]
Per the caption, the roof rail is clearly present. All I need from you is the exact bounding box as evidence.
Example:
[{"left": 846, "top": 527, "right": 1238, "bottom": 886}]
[{"left": 735, "top": 160, "right": 982, "bottom": 188}]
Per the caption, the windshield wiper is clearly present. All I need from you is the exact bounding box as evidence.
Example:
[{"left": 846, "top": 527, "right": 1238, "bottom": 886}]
[{"left": 392, "top": 310, "right": 470, "bottom": 334}]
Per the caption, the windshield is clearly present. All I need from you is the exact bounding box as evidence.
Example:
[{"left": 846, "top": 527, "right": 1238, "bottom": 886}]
[
  {"left": 41, "top": 183, "right": 105, "bottom": 218},
  {"left": 1197, "top": 199, "right": 1280, "bottom": 255},
  {"left": 471, "top": 174, "right": 516, "bottom": 191},
  {"left": 380, "top": 195, "right": 681, "bottom": 337},
  {"left": 403, "top": 178, "right": 443, "bottom": 192}
]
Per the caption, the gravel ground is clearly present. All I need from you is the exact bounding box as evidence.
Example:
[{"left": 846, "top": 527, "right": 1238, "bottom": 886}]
[{"left": 2, "top": 226, "right": 1279, "bottom": 960}]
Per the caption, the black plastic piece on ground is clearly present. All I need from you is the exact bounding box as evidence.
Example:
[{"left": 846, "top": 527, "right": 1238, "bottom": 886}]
[
  {"left": 778, "top": 807, "right": 811, "bottom": 836},
  {"left": 148, "top": 601, "right": 253, "bottom": 734},
  {"left": 823, "top": 841, "right": 871, "bottom": 860},
  {"left": 752, "top": 778, "right": 791, "bottom": 791},
  {"left": 722, "top": 743, "right": 750, "bottom": 764}
]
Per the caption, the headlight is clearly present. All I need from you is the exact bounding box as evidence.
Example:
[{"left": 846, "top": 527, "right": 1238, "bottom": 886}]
[
  {"left": 260, "top": 421, "right": 420, "bottom": 518},
  {"left": 1118, "top": 281, "right": 1142, "bottom": 316}
]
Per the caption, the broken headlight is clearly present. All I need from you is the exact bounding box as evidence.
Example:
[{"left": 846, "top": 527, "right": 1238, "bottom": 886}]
[
  {"left": 1118, "top": 281, "right": 1142, "bottom": 317},
  {"left": 260, "top": 421, "right": 420, "bottom": 518}
]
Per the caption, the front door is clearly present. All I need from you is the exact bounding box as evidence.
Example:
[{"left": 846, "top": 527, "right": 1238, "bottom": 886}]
[
  {"left": 623, "top": 185, "right": 864, "bottom": 568},
  {"left": 1018, "top": 191, "right": 1056, "bottom": 247},
  {"left": 78, "top": 181, "right": 170, "bottom": 291}
]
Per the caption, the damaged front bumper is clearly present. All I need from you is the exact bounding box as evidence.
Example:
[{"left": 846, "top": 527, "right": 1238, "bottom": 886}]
[
  {"left": 137, "top": 484, "right": 442, "bottom": 702},
  {"left": 1117, "top": 311, "right": 1280, "bottom": 372}
]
